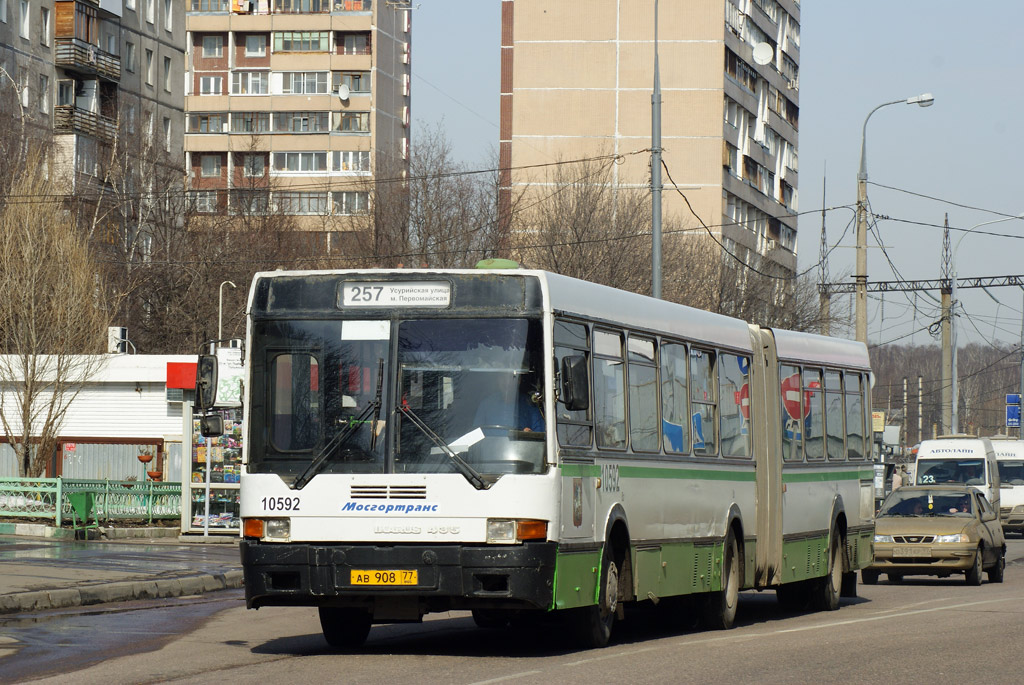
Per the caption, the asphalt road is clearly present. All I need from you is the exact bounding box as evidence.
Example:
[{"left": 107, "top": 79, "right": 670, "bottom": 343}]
[{"left": 5, "top": 540, "right": 1024, "bottom": 684}]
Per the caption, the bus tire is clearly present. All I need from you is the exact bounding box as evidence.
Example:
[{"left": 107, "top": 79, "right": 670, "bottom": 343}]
[
  {"left": 472, "top": 609, "right": 511, "bottom": 629},
  {"left": 703, "top": 528, "right": 740, "bottom": 630},
  {"left": 576, "top": 543, "right": 619, "bottom": 648},
  {"left": 319, "top": 607, "right": 371, "bottom": 649},
  {"left": 840, "top": 571, "right": 858, "bottom": 598},
  {"left": 812, "top": 529, "right": 842, "bottom": 611}
]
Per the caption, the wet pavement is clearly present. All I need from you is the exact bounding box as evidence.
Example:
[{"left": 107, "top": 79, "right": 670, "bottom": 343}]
[{"left": 0, "top": 534, "right": 243, "bottom": 615}]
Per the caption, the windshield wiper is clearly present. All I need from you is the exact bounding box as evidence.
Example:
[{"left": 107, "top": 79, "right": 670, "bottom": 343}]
[
  {"left": 398, "top": 403, "right": 494, "bottom": 490},
  {"left": 292, "top": 359, "right": 384, "bottom": 490}
]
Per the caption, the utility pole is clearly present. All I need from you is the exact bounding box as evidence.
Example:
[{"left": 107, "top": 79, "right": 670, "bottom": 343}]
[
  {"left": 941, "top": 216, "right": 952, "bottom": 434},
  {"left": 650, "top": 0, "right": 662, "bottom": 300},
  {"left": 819, "top": 171, "right": 830, "bottom": 335}
]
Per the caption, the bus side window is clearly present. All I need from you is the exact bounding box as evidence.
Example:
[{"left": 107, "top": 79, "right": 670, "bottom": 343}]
[
  {"left": 720, "top": 353, "right": 750, "bottom": 458},
  {"left": 627, "top": 335, "right": 659, "bottom": 452},
  {"left": 554, "top": 320, "right": 592, "bottom": 447},
  {"left": 825, "top": 370, "right": 845, "bottom": 461},
  {"left": 661, "top": 342, "right": 689, "bottom": 454},
  {"left": 594, "top": 329, "right": 626, "bottom": 449},
  {"left": 780, "top": 364, "right": 803, "bottom": 462},
  {"left": 690, "top": 348, "right": 717, "bottom": 456},
  {"left": 803, "top": 367, "right": 825, "bottom": 461},
  {"left": 845, "top": 372, "right": 864, "bottom": 460}
]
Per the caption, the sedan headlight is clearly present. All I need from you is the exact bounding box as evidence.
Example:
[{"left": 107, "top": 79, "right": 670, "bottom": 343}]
[
  {"left": 934, "top": 533, "right": 964, "bottom": 543},
  {"left": 874, "top": 534, "right": 893, "bottom": 543}
]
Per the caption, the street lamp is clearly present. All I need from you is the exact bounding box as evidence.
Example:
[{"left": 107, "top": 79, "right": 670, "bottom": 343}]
[
  {"left": 855, "top": 93, "right": 934, "bottom": 343},
  {"left": 218, "top": 280, "right": 237, "bottom": 343},
  {"left": 950, "top": 214, "right": 1024, "bottom": 433}
]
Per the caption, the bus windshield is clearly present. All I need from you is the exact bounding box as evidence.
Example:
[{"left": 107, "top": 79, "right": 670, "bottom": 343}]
[
  {"left": 246, "top": 317, "right": 546, "bottom": 480},
  {"left": 395, "top": 318, "right": 546, "bottom": 476}
]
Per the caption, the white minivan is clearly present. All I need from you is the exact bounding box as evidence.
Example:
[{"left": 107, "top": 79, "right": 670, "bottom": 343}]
[
  {"left": 990, "top": 436, "right": 1024, "bottom": 535},
  {"left": 914, "top": 436, "right": 1000, "bottom": 512}
]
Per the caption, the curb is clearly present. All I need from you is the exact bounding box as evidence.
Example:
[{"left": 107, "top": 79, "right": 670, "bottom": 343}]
[
  {"left": 0, "top": 522, "right": 76, "bottom": 540},
  {"left": 0, "top": 570, "right": 244, "bottom": 615}
]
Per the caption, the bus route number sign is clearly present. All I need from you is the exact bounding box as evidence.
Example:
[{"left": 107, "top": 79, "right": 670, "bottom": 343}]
[{"left": 341, "top": 281, "right": 451, "bottom": 308}]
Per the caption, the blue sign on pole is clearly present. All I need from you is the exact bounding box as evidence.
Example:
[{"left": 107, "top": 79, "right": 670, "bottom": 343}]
[
  {"left": 1008, "top": 394, "right": 1022, "bottom": 406},
  {"left": 1007, "top": 404, "right": 1021, "bottom": 429}
]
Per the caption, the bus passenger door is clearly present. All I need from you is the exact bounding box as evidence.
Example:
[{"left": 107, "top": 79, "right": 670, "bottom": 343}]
[{"left": 751, "top": 327, "right": 783, "bottom": 587}]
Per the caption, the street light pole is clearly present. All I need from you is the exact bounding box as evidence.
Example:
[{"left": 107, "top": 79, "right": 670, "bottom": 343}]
[
  {"left": 855, "top": 93, "right": 934, "bottom": 344},
  {"left": 950, "top": 214, "right": 1024, "bottom": 433},
  {"left": 651, "top": 0, "right": 662, "bottom": 299},
  {"left": 218, "top": 280, "right": 237, "bottom": 343}
]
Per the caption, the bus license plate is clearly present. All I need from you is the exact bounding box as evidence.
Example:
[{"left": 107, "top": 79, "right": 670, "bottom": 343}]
[
  {"left": 893, "top": 546, "right": 928, "bottom": 558},
  {"left": 350, "top": 570, "right": 418, "bottom": 586}
]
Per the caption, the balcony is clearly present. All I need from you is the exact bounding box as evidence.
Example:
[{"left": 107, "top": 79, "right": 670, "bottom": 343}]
[
  {"left": 55, "top": 38, "right": 121, "bottom": 82},
  {"left": 54, "top": 105, "right": 118, "bottom": 143}
]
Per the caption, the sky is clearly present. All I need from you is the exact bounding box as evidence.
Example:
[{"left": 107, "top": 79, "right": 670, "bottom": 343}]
[{"left": 411, "top": 2, "right": 1024, "bottom": 350}]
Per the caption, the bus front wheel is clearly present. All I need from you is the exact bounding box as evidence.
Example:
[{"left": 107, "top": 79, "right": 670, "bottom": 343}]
[
  {"left": 703, "top": 528, "right": 740, "bottom": 630},
  {"left": 576, "top": 543, "right": 619, "bottom": 648},
  {"left": 319, "top": 607, "right": 371, "bottom": 649}
]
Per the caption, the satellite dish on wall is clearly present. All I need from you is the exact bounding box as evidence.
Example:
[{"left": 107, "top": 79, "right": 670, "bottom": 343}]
[
  {"left": 752, "top": 42, "right": 774, "bottom": 66},
  {"left": 336, "top": 84, "right": 351, "bottom": 101}
]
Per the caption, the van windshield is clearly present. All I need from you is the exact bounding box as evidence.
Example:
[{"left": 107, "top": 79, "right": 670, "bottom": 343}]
[
  {"left": 916, "top": 458, "right": 986, "bottom": 486},
  {"left": 997, "top": 460, "right": 1024, "bottom": 485}
]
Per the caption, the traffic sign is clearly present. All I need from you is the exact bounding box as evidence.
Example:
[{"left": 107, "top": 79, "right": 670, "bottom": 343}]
[
  {"left": 735, "top": 383, "right": 750, "bottom": 420},
  {"left": 1008, "top": 404, "right": 1021, "bottom": 429},
  {"left": 781, "top": 373, "right": 809, "bottom": 420},
  {"left": 1008, "top": 394, "right": 1022, "bottom": 405}
]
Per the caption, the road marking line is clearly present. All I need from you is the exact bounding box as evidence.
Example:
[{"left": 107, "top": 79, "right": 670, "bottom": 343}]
[
  {"left": 470, "top": 671, "right": 543, "bottom": 684},
  {"left": 563, "top": 645, "right": 659, "bottom": 667}
]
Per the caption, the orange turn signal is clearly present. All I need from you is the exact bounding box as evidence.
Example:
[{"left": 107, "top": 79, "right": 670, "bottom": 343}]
[
  {"left": 243, "top": 518, "right": 264, "bottom": 538},
  {"left": 516, "top": 519, "right": 547, "bottom": 541}
]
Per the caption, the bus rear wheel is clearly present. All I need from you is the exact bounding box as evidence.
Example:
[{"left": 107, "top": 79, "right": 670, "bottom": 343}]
[
  {"left": 703, "top": 528, "right": 740, "bottom": 630},
  {"left": 576, "top": 544, "right": 619, "bottom": 648},
  {"left": 812, "top": 530, "right": 842, "bottom": 611},
  {"left": 319, "top": 607, "right": 371, "bottom": 649}
]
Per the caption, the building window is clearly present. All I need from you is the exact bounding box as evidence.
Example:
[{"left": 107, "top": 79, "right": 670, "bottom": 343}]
[
  {"left": 188, "top": 112, "right": 226, "bottom": 133},
  {"left": 40, "top": 6, "right": 49, "bottom": 45},
  {"left": 127, "top": 104, "right": 136, "bottom": 133},
  {"left": 333, "top": 70, "right": 369, "bottom": 94},
  {"left": 146, "top": 0, "right": 155, "bottom": 24},
  {"left": 337, "top": 111, "right": 369, "bottom": 132},
  {"left": 202, "top": 35, "right": 223, "bottom": 58},
  {"left": 200, "top": 154, "right": 222, "bottom": 177},
  {"left": 230, "top": 189, "right": 269, "bottom": 215},
  {"left": 190, "top": 0, "right": 230, "bottom": 10},
  {"left": 125, "top": 42, "right": 136, "bottom": 72},
  {"left": 272, "top": 151, "right": 327, "bottom": 173},
  {"left": 163, "top": 56, "right": 172, "bottom": 92},
  {"left": 281, "top": 71, "right": 327, "bottom": 94},
  {"left": 191, "top": 190, "right": 217, "bottom": 213},
  {"left": 1, "top": 0, "right": 7, "bottom": 24},
  {"left": 145, "top": 49, "right": 154, "bottom": 85},
  {"left": 199, "top": 75, "right": 223, "bottom": 95},
  {"left": 273, "top": 0, "right": 329, "bottom": 11},
  {"left": 163, "top": 0, "right": 172, "bottom": 30},
  {"left": 338, "top": 31, "right": 370, "bottom": 55},
  {"left": 332, "top": 150, "right": 369, "bottom": 172},
  {"left": 273, "top": 31, "right": 329, "bottom": 52},
  {"left": 272, "top": 110, "right": 329, "bottom": 133},
  {"left": 242, "top": 154, "right": 264, "bottom": 177},
  {"left": 57, "top": 79, "right": 73, "bottom": 106},
  {"left": 232, "top": 71, "right": 268, "bottom": 95},
  {"left": 126, "top": 0, "right": 135, "bottom": 10},
  {"left": 244, "top": 34, "right": 266, "bottom": 57},
  {"left": 38, "top": 74, "right": 48, "bottom": 113},
  {"left": 337, "top": 0, "right": 371, "bottom": 10},
  {"left": 332, "top": 191, "right": 369, "bottom": 215},
  {"left": 19, "top": 0, "right": 28, "bottom": 38},
  {"left": 231, "top": 111, "right": 269, "bottom": 132},
  {"left": 163, "top": 117, "right": 171, "bottom": 151},
  {"left": 275, "top": 191, "right": 328, "bottom": 215}
]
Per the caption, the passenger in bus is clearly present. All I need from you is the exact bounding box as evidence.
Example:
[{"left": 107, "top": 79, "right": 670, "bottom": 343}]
[{"left": 962, "top": 464, "right": 982, "bottom": 485}]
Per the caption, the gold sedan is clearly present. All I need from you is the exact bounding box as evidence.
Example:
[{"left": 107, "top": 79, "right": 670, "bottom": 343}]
[{"left": 863, "top": 485, "right": 1006, "bottom": 586}]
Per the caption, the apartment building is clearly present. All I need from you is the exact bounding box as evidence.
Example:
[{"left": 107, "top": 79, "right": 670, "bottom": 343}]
[
  {"left": 184, "top": 0, "right": 411, "bottom": 242},
  {"left": 0, "top": 0, "right": 184, "bottom": 193},
  {"left": 500, "top": 0, "right": 800, "bottom": 275}
]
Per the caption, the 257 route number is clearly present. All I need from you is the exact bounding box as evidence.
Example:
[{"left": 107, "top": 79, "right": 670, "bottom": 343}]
[
  {"left": 348, "top": 285, "right": 384, "bottom": 303},
  {"left": 261, "top": 496, "right": 300, "bottom": 511}
]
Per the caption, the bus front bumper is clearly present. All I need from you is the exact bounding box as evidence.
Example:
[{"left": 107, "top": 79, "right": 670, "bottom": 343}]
[{"left": 240, "top": 539, "right": 557, "bottom": 618}]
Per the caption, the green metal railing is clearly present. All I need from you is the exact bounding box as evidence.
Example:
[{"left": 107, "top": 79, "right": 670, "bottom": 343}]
[{"left": 0, "top": 478, "right": 182, "bottom": 526}]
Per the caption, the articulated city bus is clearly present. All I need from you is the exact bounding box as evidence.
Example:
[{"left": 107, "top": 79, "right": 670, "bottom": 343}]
[{"left": 195, "top": 268, "right": 874, "bottom": 649}]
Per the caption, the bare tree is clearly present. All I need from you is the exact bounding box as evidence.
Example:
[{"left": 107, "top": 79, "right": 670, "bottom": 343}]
[{"left": 0, "top": 146, "right": 110, "bottom": 477}]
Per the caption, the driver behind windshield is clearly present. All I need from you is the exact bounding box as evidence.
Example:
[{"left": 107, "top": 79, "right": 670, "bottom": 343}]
[{"left": 473, "top": 374, "right": 544, "bottom": 432}]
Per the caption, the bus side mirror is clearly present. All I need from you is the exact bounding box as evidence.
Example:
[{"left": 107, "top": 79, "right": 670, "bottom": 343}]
[
  {"left": 195, "top": 354, "right": 218, "bottom": 411},
  {"left": 560, "top": 355, "right": 589, "bottom": 411},
  {"left": 200, "top": 413, "right": 224, "bottom": 438}
]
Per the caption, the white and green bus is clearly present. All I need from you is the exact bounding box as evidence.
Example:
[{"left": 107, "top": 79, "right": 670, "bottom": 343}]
[{"left": 199, "top": 268, "right": 874, "bottom": 649}]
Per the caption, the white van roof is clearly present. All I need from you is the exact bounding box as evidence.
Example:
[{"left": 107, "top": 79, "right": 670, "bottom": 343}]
[
  {"left": 917, "top": 436, "right": 994, "bottom": 457},
  {"left": 987, "top": 438, "right": 1024, "bottom": 460}
]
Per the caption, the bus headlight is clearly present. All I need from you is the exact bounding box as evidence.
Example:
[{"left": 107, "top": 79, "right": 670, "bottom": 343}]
[
  {"left": 486, "top": 518, "right": 547, "bottom": 544},
  {"left": 243, "top": 518, "right": 290, "bottom": 540}
]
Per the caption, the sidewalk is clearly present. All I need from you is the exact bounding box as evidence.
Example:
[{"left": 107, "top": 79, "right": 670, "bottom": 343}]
[{"left": 0, "top": 522, "right": 244, "bottom": 615}]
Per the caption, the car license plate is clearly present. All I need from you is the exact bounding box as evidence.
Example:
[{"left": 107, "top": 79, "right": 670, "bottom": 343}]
[
  {"left": 893, "top": 546, "right": 929, "bottom": 558},
  {"left": 350, "top": 569, "right": 418, "bottom": 585}
]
